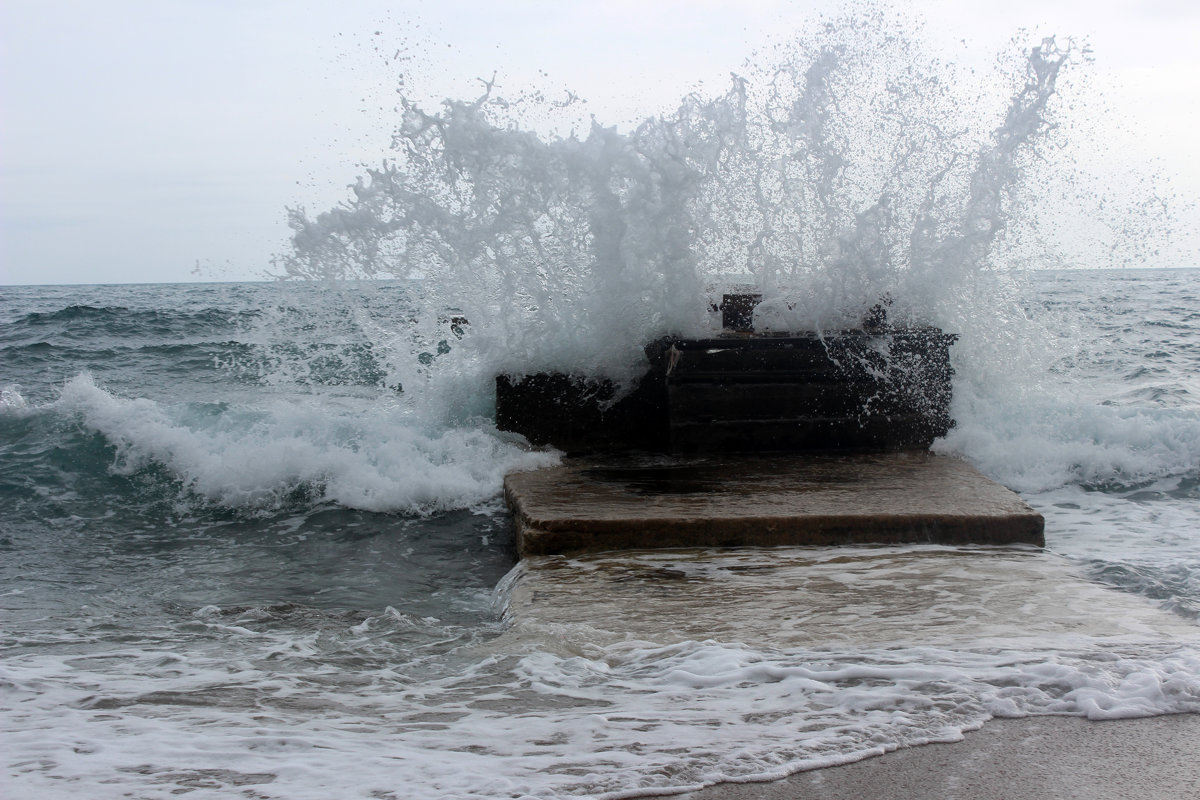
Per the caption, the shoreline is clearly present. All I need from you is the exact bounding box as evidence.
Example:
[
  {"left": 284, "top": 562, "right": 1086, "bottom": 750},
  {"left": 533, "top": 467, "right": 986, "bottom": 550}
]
[{"left": 633, "top": 714, "right": 1200, "bottom": 800}]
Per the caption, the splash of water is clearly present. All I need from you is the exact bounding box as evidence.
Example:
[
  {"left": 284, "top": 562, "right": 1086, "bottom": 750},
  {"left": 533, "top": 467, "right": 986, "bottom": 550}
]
[{"left": 273, "top": 15, "right": 1091, "bottom": 417}]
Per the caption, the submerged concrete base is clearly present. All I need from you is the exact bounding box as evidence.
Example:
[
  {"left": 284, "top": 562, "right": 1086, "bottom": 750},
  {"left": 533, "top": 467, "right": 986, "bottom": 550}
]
[
  {"left": 495, "top": 545, "right": 1200, "bottom": 800},
  {"left": 500, "top": 547, "right": 1199, "bottom": 651},
  {"left": 504, "top": 452, "right": 1044, "bottom": 557}
]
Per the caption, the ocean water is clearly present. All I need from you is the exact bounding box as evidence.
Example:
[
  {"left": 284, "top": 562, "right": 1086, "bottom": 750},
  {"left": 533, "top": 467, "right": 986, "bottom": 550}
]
[
  {"left": 4, "top": 15, "right": 1200, "bottom": 800},
  {"left": 2, "top": 271, "right": 1198, "bottom": 800}
]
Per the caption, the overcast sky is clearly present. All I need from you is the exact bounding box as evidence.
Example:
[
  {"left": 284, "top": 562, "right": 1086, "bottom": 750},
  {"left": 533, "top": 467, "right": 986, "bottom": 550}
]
[{"left": 2, "top": 0, "right": 1198, "bottom": 285}]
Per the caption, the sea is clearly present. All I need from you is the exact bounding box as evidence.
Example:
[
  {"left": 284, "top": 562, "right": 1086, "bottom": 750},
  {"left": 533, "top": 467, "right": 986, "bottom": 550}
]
[{"left": 4, "top": 16, "right": 1200, "bottom": 800}]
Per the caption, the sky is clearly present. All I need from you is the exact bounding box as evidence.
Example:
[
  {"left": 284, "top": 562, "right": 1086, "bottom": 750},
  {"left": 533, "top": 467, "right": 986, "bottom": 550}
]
[{"left": 1, "top": 0, "right": 1198, "bottom": 285}]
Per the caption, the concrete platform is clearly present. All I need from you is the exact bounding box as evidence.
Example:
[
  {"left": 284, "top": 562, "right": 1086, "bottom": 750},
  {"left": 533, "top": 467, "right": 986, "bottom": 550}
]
[{"left": 504, "top": 452, "right": 1044, "bottom": 556}]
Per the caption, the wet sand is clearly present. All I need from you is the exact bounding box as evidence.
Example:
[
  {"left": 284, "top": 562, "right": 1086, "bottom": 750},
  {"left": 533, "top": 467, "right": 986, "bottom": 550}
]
[{"left": 645, "top": 714, "right": 1200, "bottom": 800}]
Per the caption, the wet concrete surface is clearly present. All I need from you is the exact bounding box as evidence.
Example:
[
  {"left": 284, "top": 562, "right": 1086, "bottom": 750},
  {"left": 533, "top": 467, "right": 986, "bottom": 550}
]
[{"left": 504, "top": 452, "right": 1045, "bottom": 556}]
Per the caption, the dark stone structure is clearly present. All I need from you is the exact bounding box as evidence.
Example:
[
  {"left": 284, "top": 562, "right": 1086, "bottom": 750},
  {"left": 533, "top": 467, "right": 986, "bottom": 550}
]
[
  {"left": 495, "top": 326, "right": 956, "bottom": 454},
  {"left": 495, "top": 370, "right": 670, "bottom": 453}
]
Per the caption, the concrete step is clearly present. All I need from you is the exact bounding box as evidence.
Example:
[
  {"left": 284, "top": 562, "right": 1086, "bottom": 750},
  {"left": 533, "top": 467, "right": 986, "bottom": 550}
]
[{"left": 504, "top": 452, "right": 1045, "bottom": 557}]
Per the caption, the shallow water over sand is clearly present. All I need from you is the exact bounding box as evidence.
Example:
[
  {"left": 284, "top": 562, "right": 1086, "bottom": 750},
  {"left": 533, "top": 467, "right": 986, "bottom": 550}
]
[{"left": 501, "top": 546, "right": 1200, "bottom": 651}]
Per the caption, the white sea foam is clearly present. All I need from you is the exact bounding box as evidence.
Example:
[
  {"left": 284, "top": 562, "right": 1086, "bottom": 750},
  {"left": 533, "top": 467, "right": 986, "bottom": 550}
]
[
  {"left": 51, "top": 372, "right": 558, "bottom": 514},
  {"left": 0, "top": 384, "right": 31, "bottom": 415},
  {"left": 939, "top": 386, "right": 1200, "bottom": 493},
  {"left": 7, "top": 548, "right": 1196, "bottom": 800},
  {"left": 3, "top": 610, "right": 1198, "bottom": 800}
]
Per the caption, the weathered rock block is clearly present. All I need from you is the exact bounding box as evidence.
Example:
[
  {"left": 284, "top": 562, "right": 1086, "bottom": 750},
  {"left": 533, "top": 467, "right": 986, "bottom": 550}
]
[{"left": 495, "top": 328, "right": 956, "bottom": 454}]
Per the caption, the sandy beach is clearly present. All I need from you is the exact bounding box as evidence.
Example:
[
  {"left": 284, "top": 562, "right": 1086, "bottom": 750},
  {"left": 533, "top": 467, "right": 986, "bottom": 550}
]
[{"left": 648, "top": 714, "right": 1200, "bottom": 800}]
